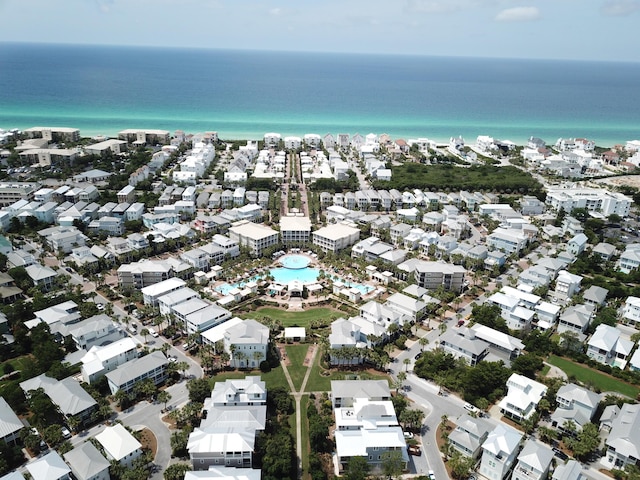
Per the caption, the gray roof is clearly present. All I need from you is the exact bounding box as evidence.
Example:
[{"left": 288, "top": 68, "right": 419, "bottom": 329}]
[
  {"left": 331, "top": 379, "right": 390, "bottom": 401},
  {"left": 583, "top": 285, "right": 608, "bottom": 304},
  {"left": 63, "top": 442, "right": 110, "bottom": 480},
  {"left": 0, "top": 397, "right": 23, "bottom": 439},
  {"left": 606, "top": 403, "right": 640, "bottom": 461},
  {"left": 106, "top": 350, "right": 168, "bottom": 386},
  {"left": 517, "top": 438, "right": 554, "bottom": 473},
  {"left": 20, "top": 375, "right": 96, "bottom": 416},
  {"left": 552, "top": 460, "right": 585, "bottom": 480}
]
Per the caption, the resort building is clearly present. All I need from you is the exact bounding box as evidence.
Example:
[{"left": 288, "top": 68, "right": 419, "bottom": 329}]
[
  {"left": 312, "top": 223, "right": 361, "bottom": 253},
  {"left": 280, "top": 216, "right": 312, "bottom": 244},
  {"left": 228, "top": 221, "right": 279, "bottom": 256},
  {"left": 80, "top": 337, "right": 139, "bottom": 384},
  {"left": 438, "top": 328, "right": 490, "bottom": 366},
  {"left": 118, "top": 129, "right": 170, "bottom": 146},
  {"left": 141, "top": 277, "right": 187, "bottom": 306},
  {"left": 397, "top": 258, "right": 466, "bottom": 293},
  {"left": 545, "top": 188, "right": 632, "bottom": 217}
]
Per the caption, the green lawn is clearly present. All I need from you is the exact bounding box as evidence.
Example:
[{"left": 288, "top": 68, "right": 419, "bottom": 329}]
[
  {"left": 304, "top": 348, "right": 390, "bottom": 392},
  {"left": 241, "top": 307, "right": 340, "bottom": 327},
  {"left": 547, "top": 355, "right": 640, "bottom": 398},
  {"left": 210, "top": 364, "right": 289, "bottom": 391},
  {"left": 285, "top": 344, "right": 310, "bottom": 391}
]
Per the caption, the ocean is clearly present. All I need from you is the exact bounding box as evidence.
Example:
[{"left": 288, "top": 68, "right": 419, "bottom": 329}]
[{"left": 1, "top": 42, "right": 639, "bottom": 146}]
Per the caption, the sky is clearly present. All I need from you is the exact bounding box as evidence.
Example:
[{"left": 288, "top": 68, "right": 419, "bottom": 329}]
[{"left": 0, "top": 0, "right": 639, "bottom": 62}]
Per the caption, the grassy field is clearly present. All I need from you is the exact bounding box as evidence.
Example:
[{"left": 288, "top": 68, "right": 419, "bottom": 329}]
[
  {"left": 304, "top": 347, "right": 390, "bottom": 392},
  {"left": 241, "top": 307, "right": 340, "bottom": 327},
  {"left": 285, "top": 344, "right": 310, "bottom": 391},
  {"left": 547, "top": 355, "right": 640, "bottom": 398},
  {"left": 210, "top": 364, "right": 289, "bottom": 391}
]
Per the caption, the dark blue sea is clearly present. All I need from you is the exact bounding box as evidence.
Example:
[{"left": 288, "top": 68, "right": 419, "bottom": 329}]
[{"left": 1, "top": 42, "right": 639, "bottom": 146}]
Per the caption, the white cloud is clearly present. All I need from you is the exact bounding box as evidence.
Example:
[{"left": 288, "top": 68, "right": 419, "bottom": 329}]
[
  {"left": 495, "top": 6, "right": 540, "bottom": 22},
  {"left": 600, "top": 0, "right": 640, "bottom": 15},
  {"left": 93, "top": 0, "right": 114, "bottom": 13},
  {"left": 269, "top": 7, "right": 282, "bottom": 16}
]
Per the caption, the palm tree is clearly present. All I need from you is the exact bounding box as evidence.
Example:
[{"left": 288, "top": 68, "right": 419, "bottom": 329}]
[
  {"left": 157, "top": 390, "right": 172, "bottom": 411},
  {"left": 403, "top": 358, "right": 411, "bottom": 371},
  {"left": 140, "top": 328, "right": 149, "bottom": 343},
  {"left": 252, "top": 351, "right": 262, "bottom": 369},
  {"left": 419, "top": 337, "right": 429, "bottom": 352}
]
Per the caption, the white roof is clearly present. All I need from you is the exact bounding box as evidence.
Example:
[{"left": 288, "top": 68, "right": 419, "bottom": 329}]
[
  {"left": 26, "top": 451, "right": 71, "bottom": 480},
  {"left": 185, "top": 469, "right": 261, "bottom": 480},
  {"left": 0, "top": 397, "right": 23, "bottom": 439},
  {"left": 284, "top": 327, "right": 305, "bottom": 338},
  {"left": 140, "top": 277, "right": 186, "bottom": 297},
  {"left": 335, "top": 427, "right": 407, "bottom": 458},
  {"left": 202, "top": 316, "right": 244, "bottom": 344},
  {"left": 482, "top": 424, "right": 522, "bottom": 456},
  {"left": 187, "top": 428, "right": 255, "bottom": 454},
  {"left": 95, "top": 423, "right": 142, "bottom": 461}
]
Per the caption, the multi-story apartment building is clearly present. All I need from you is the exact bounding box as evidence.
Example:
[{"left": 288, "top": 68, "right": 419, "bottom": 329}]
[{"left": 228, "top": 221, "right": 279, "bottom": 256}]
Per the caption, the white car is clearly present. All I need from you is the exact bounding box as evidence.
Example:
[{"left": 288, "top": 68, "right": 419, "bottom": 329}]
[
  {"left": 149, "top": 328, "right": 159, "bottom": 338},
  {"left": 96, "top": 303, "right": 105, "bottom": 311},
  {"left": 464, "top": 403, "right": 478, "bottom": 413},
  {"left": 61, "top": 427, "right": 71, "bottom": 439}
]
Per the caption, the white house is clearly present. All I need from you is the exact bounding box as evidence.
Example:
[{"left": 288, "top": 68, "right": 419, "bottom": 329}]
[
  {"left": 498, "top": 373, "right": 547, "bottom": 422},
  {"left": 26, "top": 451, "right": 71, "bottom": 480},
  {"left": 224, "top": 319, "right": 269, "bottom": 369},
  {"left": 63, "top": 442, "right": 111, "bottom": 480},
  {"left": 94, "top": 424, "right": 142, "bottom": 467},
  {"left": 511, "top": 438, "right": 553, "bottom": 480},
  {"left": 479, "top": 424, "right": 523, "bottom": 480},
  {"left": 602, "top": 403, "right": 640, "bottom": 470},
  {"left": 586, "top": 324, "right": 634, "bottom": 369},
  {"left": 550, "top": 383, "right": 601, "bottom": 433}
]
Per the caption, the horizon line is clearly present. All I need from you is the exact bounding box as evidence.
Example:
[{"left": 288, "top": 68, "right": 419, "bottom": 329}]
[{"left": 2, "top": 40, "right": 639, "bottom": 65}]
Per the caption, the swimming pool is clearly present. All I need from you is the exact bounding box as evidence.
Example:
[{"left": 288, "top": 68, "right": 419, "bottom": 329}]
[
  {"left": 269, "top": 267, "right": 320, "bottom": 284},
  {"left": 339, "top": 279, "right": 375, "bottom": 294},
  {"left": 214, "top": 276, "right": 263, "bottom": 295},
  {"left": 280, "top": 254, "right": 312, "bottom": 269}
]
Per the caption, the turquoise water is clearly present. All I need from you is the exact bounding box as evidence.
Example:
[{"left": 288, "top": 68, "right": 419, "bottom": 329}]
[
  {"left": 270, "top": 267, "right": 320, "bottom": 284},
  {"left": 215, "top": 276, "right": 262, "bottom": 295},
  {"left": 2, "top": 43, "right": 640, "bottom": 146},
  {"left": 280, "top": 254, "right": 311, "bottom": 269}
]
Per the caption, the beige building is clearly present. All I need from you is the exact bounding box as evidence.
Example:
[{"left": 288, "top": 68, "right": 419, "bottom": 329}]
[
  {"left": 312, "top": 223, "right": 360, "bottom": 253},
  {"left": 280, "top": 216, "right": 312, "bottom": 244},
  {"left": 228, "top": 221, "right": 279, "bottom": 256}
]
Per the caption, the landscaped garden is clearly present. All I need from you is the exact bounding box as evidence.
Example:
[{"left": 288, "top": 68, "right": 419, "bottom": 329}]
[{"left": 242, "top": 307, "right": 342, "bottom": 327}]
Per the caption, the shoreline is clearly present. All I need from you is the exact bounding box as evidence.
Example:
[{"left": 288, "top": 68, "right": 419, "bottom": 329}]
[{"left": 1, "top": 122, "right": 635, "bottom": 149}]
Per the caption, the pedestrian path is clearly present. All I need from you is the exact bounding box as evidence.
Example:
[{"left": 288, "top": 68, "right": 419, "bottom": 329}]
[{"left": 280, "top": 344, "right": 319, "bottom": 480}]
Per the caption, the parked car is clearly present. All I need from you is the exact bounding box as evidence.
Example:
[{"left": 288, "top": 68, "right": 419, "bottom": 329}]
[
  {"left": 464, "top": 403, "right": 478, "bottom": 414},
  {"left": 408, "top": 445, "right": 421, "bottom": 456},
  {"left": 553, "top": 448, "right": 569, "bottom": 461},
  {"left": 149, "top": 328, "right": 159, "bottom": 338},
  {"left": 403, "top": 431, "right": 414, "bottom": 439},
  {"left": 61, "top": 427, "right": 71, "bottom": 439},
  {"left": 428, "top": 470, "right": 436, "bottom": 480}
]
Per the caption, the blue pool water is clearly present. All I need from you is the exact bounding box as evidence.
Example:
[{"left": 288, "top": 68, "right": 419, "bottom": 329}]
[
  {"left": 270, "top": 267, "right": 320, "bottom": 284},
  {"left": 280, "top": 254, "right": 311, "bottom": 269},
  {"left": 338, "top": 279, "right": 375, "bottom": 294},
  {"left": 214, "top": 276, "right": 262, "bottom": 295}
]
